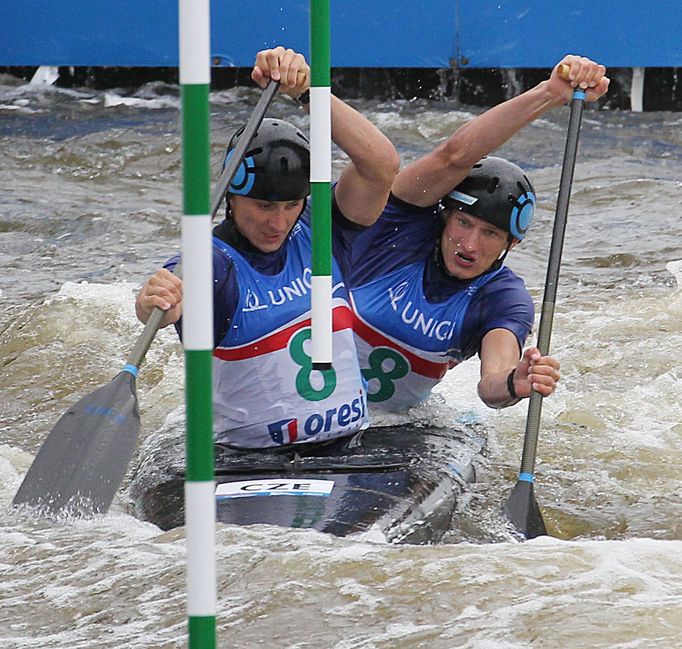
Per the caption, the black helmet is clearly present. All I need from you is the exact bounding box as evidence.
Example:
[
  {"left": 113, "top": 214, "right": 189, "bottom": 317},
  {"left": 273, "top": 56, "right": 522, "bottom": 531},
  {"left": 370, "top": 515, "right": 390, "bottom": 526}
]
[
  {"left": 442, "top": 156, "right": 535, "bottom": 241},
  {"left": 223, "top": 118, "right": 310, "bottom": 202}
]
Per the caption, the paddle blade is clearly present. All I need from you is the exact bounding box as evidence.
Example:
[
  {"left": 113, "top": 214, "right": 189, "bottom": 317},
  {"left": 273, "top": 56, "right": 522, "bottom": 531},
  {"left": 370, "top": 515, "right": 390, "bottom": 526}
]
[
  {"left": 12, "top": 371, "right": 140, "bottom": 517},
  {"left": 504, "top": 479, "right": 547, "bottom": 539}
]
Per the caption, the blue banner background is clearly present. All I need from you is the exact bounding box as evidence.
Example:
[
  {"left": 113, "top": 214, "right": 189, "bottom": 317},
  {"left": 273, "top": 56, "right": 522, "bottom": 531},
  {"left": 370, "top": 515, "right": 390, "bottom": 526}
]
[{"left": 1, "top": 1, "right": 679, "bottom": 68}]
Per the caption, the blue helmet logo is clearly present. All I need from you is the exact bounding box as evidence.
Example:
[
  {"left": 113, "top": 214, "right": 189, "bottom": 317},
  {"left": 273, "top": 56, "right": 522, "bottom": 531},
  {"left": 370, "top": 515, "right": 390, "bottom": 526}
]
[
  {"left": 223, "top": 150, "right": 256, "bottom": 196},
  {"left": 509, "top": 191, "right": 535, "bottom": 240}
]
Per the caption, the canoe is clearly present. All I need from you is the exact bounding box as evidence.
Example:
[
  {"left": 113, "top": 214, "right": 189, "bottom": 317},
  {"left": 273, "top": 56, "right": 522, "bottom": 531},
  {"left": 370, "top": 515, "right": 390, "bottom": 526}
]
[{"left": 129, "top": 423, "right": 485, "bottom": 544}]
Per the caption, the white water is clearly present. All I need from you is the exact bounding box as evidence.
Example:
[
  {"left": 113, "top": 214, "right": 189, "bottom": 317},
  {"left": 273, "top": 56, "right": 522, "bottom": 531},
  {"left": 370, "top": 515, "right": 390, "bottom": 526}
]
[{"left": 1, "top": 78, "right": 681, "bottom": 648}]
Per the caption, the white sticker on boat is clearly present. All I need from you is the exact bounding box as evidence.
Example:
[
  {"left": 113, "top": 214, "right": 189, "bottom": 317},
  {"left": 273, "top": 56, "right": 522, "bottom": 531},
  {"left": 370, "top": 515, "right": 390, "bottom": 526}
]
[{"left": 215, "top": 479, "right": 335, "bottom": 499}]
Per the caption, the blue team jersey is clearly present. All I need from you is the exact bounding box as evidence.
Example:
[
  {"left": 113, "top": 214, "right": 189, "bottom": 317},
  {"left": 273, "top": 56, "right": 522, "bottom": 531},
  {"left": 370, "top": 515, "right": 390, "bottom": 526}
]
[
  {"left": 167, "top": 202, "right": 360, "bottom": 347},
  {"left": 348, "top": 194, "right": 534, "bottom": 411},
  {"left": 165, "top": 200, "right": 369, "bottom": 447}
]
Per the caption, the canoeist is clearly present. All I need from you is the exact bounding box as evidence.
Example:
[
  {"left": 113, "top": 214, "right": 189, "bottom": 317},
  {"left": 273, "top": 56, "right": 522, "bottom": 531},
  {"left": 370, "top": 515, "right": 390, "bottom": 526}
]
[
  {"left": 348, "top": 54, "right": 610, "bottom": 412},
  {"left": 135, "top": 46, "right": 399, "bottom": 447}
]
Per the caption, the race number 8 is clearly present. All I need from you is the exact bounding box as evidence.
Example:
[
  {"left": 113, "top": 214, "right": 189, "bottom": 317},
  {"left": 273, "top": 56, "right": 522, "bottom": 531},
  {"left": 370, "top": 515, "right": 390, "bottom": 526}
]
[
  {"left": 362, "top": 347, "right": 409, "bottom": 402},
  {"left": 289, "top": 328, "right": 337, "bottom": 401}
]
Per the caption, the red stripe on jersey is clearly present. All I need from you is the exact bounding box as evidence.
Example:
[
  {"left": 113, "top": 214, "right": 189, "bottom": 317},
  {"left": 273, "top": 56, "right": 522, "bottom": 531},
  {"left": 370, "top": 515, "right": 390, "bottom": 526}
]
[
  {"left": 352, "top": 312, "right": 451, "bottom": 380},
  {"left": 214, "top": 305, "right": 354, "bottom": 361}
]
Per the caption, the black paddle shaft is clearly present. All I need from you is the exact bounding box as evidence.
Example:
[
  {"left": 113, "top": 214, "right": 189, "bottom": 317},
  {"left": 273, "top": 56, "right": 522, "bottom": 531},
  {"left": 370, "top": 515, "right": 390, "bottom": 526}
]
[
  {"left": 504, "top": 90, "right": 586, "bottom": 539},
  {"left": 520, "top": 92, "right": 585, "bottom": 477}
]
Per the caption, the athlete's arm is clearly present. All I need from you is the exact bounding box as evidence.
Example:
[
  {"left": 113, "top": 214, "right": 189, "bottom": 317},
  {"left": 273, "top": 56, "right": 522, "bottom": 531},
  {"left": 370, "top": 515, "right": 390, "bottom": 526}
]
[
  {"left": 478, "top": 328, "right": 560, "bottom": 408},
  {"left": 392, "top": 55, "right": 609, "bottom": 207},
  {"left": 252, "top": 46, "right": 399, "bottom": 228},
  {"left": 331, "top": 95, "right": 400, "bottom": 226}
]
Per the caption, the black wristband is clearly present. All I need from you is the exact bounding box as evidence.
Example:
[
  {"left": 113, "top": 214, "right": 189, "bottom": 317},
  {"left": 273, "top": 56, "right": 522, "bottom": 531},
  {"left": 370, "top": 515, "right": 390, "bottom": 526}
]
[
  {"left": 506, "top": 368, "right": 518, "bottom": 400},
  {"left": 296, "top": 89, "right": 310, "bottom": 105}
]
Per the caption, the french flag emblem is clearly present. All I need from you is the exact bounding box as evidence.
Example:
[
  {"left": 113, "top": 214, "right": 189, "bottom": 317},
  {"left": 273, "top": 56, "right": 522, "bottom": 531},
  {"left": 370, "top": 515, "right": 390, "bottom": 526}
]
[{"left": 267, "top": 418, "right": 299, "bottom": 445}]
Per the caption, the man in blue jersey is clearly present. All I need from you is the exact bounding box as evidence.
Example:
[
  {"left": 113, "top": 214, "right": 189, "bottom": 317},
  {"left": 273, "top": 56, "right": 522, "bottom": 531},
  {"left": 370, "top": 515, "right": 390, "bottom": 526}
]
[
  {"left": 349, "top": 54, "right": 610, "bottom": 412},
  {"left": 136, "top": 46, "right": 399, "bottom": 447}
]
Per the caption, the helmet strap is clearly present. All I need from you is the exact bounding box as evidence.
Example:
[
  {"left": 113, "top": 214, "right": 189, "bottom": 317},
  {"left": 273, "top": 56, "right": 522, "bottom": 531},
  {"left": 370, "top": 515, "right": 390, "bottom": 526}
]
[
  {"left": 432, "top": 209, "right": 449, "bottom": 274},
  {"left": 487, "top": 235, "right": 514, "bottom": 272}
]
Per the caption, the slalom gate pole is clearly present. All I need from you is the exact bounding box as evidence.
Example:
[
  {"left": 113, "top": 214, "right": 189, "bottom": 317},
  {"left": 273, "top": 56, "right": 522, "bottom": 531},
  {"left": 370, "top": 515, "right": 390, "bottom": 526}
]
[
  {"left": 310, "top": 0, "right": 333, "bottom": 369},
  {"left": 178, "top": 0, "right": 216, "bottom": 646}
]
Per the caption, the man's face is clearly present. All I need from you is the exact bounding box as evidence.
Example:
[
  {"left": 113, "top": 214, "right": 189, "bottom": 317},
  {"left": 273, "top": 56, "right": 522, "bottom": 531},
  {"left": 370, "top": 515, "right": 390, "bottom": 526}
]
[
  {"left": 440, "top": 210, "right": 514, "bottom": 279},
  {"left": 230, "top": 195, "right": 305, "bottom": 253}
]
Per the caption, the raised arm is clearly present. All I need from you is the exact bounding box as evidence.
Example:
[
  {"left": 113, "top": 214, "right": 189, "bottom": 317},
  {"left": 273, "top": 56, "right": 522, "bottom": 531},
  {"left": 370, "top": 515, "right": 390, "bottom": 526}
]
[
  {"left": 392, "top": 54, "right": 609, "bottom": 207},
  {"left": 329, "top": 95, "right": 400, "bottom": 226},
  {"left": 252, "top": 46, "right": 399, "bottom": 227}
]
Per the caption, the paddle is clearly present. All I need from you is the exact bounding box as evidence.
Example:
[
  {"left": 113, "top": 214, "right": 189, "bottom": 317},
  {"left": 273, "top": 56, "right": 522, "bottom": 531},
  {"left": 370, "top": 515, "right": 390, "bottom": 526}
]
[
  {"left": 12, "top": 80, "right": 280, "bottom": 517},
  {"left": 504, "top": 76, "right": 587, "bottom": 539}
]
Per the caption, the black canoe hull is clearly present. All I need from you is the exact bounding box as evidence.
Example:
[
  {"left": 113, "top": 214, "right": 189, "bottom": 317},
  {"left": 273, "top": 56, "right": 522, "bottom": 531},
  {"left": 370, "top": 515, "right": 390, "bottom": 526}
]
[{"left": 130, "top": 424, "right": 485, "bottom": 544}]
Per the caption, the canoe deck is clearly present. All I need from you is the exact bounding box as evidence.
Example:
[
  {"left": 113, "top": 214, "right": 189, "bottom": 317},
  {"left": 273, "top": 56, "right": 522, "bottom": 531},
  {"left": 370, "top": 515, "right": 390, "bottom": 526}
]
[{"left": 129, "top": 424, "right": 486, "bottom": 544}]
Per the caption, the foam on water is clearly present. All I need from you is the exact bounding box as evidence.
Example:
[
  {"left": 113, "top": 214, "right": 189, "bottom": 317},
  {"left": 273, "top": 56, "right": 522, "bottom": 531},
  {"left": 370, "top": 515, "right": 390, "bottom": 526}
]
[
  {"left": 666, "top": 258, "right": 682, "bottom": 283},
  {"left": 45, "top": 280, "right": 141, "bottom": 327},
  {"left": 2, "top": 77, "right": 682, "bottom": 648},
  {"left": 103, "top": 93, "right": 179, "bottom": 110}
]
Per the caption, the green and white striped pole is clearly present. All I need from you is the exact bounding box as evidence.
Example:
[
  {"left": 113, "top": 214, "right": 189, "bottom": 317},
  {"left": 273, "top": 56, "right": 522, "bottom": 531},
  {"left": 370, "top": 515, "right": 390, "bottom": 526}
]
[
  {"left": 310, "top": 0, "right": 333, "bottom": 369},
  {"left": 179, "top": 0, "right": 216, "bottom": 647}
]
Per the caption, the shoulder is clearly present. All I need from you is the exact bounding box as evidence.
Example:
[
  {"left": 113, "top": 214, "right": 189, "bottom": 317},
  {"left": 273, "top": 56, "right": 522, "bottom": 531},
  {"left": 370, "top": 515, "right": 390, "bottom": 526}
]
[
  {"left": 473, "top": 267, "right": 533, "bottom": 313},
  {"left": 381, "top": 192, "right": 441, "bottom": 225},
  {"left": 211, "top": 238, "right": 239, "bottom": 282},
  {"left": 468, "top": 268, "right": 534, "bottom": 335},
  {"left": 346, "top": 195, "right": 441, "bottom": 286},
  {"left": 484, "top": 267, "right": 531, "bottom": 298},
  {"left": 357, "top": 193, "right": 440, "bottom": 247},
  {"left": 457, "top": 268, "right": 534, "bottom": 359}
]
